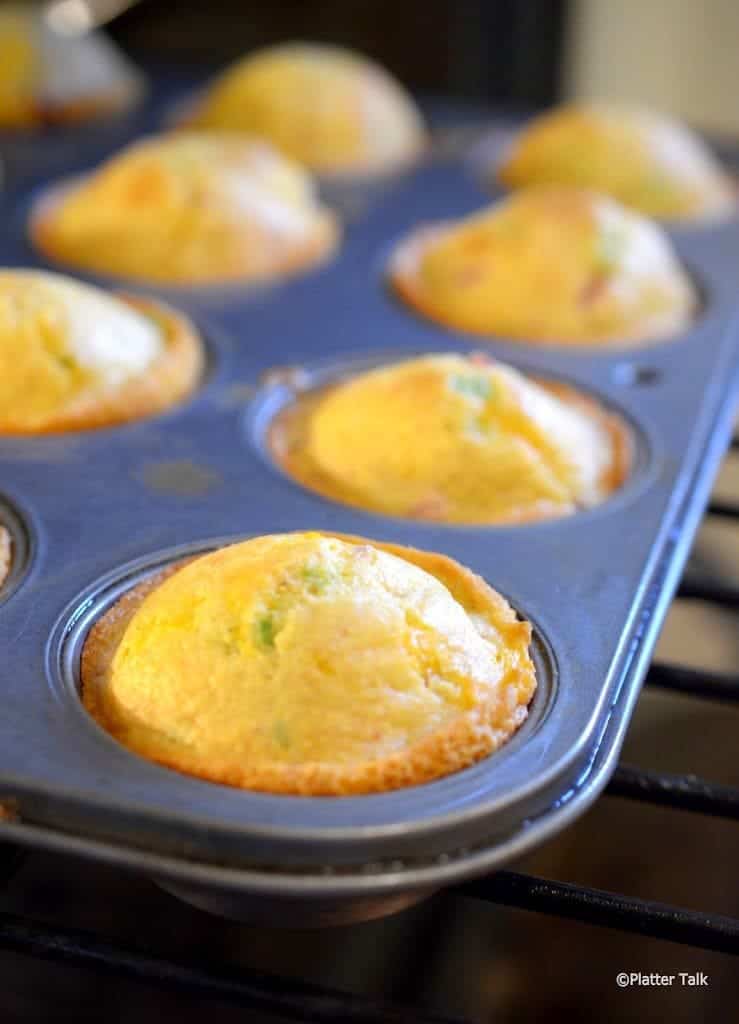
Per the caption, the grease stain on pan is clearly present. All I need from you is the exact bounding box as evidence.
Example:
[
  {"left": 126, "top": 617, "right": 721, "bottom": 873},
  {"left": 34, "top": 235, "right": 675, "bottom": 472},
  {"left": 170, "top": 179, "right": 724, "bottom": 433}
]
[{"left": 135, "top": 460, "right": 222, "bottom": 497}]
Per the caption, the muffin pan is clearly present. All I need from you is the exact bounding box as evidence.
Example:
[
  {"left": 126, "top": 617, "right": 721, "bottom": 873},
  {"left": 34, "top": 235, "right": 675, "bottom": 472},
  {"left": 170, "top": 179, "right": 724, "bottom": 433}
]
[{"left": 0, "top": 83, "right": 738, "bottom": 924}]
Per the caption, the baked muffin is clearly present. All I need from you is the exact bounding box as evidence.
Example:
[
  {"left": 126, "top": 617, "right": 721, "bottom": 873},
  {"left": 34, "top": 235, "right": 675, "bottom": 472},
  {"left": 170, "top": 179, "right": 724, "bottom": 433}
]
[
  {"left": 271, "top": 354, "right": 629, "bottom": 525},
  {"left": 0, "top": 526, "right": 10, "bottom": 589},
  {"left": 0, "top": 4, "right": 143, "bottom": 128},
  {"left": 81, "top": 531, "right": 536, "bottom": 795},
  {"left": 390, "top": 186, "right": 697, "bottom": 345},
  {"left": 31, "top": 133, "right": 339, "bottom": 285},
  {"left": 497, "top": 104, "right": 735, "bottom": 223},
  {"left": 181, "top": 42, "right": 426, "bottom": 178},
  {"left": 0, "top": 269, "right": 203, "bottom": 434}
]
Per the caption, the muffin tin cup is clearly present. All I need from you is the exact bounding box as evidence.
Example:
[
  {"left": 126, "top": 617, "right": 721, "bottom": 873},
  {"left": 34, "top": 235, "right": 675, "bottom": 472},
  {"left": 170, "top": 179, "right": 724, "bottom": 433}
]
[
  {"left": 0, "top": 106, "right": 143, "bottom": 192},
  {"left": 0, "top": 74, "right": 161, "bottom": 195},
  {"left": 249, "top": 347, "right": 654, "bottom": 526},
  {"left": 0, "top": 491, "right": 37, "bottom": 608},
  {"left": 43, "top": 535, "right": 560, "bottom": 869},
  {"left": 0, "top": 88, "right": 738, "bottom": 923},
  {"left": 24, "top": 175, "right": 339, "bottom": 316},
  {"left": 0, "top": 668, "right": 654, "bottom": 927}
]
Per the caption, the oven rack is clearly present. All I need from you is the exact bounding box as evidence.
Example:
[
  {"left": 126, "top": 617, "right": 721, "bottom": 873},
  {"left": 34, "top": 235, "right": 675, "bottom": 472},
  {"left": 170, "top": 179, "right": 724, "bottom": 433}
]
[{"left": 1, "top": 465, "right": 738, "bottom": 1022}]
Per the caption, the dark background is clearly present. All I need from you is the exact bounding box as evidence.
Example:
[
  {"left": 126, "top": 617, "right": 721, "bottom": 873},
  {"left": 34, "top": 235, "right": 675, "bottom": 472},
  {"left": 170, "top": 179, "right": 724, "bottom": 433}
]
[{"left": 109, "top": 0, "right": 568, "bottom": 106}]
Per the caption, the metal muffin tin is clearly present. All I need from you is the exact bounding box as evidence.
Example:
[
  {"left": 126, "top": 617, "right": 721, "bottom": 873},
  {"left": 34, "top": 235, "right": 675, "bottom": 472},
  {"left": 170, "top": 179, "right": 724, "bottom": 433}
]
[{"left": 1, "top": 84, "right": 738, "bottom": 924}]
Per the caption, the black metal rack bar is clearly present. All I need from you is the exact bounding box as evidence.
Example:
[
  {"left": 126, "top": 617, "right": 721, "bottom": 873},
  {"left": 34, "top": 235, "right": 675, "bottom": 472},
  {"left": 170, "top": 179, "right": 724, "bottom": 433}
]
[
  {"left": 707, "top": 500, "right": 739, "bottom": 520},
  {"left": 607, "top": 764, "right": 739, "bottom": 819},
  {"left": 678, "top": 576, "right": 739, "bottom": 608},
  {"left": 457, "top": 871, "right": 739, "bottom": 955},
  {"left": 646, "top": 661, "right": 739, "bottom": 702},
  {"left": 0, "top": 910, "right": 464, "bottom": 1024}
]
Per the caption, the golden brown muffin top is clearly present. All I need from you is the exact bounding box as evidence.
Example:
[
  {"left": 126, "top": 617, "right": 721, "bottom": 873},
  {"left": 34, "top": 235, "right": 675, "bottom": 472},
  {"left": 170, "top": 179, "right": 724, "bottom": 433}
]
[
  {"left": 497, "top": 104, "right": 735, "bottom": 222},
  {"left": 82, "top": 532, "right": 535, "bottom": 795},
  {"left": 272, "top": 353, "right": 630, "bottom": 524},
  {"left": 390, "top": 185, "right": 697, "bottom": 345},
  {"left": 0, "top": 269, "right": 202, "bottom": 434},
  {"left": 32, "top": 133, "right": 339, "bottom": 284},
  {"left": 184, "top": 42, "right": 426, "bottom": 177}
]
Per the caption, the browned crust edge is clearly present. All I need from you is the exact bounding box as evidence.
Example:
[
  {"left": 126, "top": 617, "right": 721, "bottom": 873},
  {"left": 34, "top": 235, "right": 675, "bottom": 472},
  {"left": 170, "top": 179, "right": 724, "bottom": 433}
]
[
  {"left": 540, "top": 377, "right": 633, "bottom": 501},
  {"left": 0, "top": 526, "right": 10, "bottom": 589},
  {"left": 268, "top": 367, "right": 633, "bottom": 526},
  {"left": 29, "top": 174, "right": 341, "bottom": 288},
  {"left": 387, "top": 222, "right": 697, "bottom": 348},
  {"left": 81, "top": 532, "right": 536, "bottom": 796}
]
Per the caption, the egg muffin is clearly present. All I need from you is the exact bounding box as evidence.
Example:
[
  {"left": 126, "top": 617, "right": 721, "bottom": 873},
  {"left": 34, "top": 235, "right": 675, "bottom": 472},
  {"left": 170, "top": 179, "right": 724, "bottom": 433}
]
[
  {"left": 271, "top": 354, "right": 629, "bottom": 525},
  {"left": 0, "top": 269, "right": 203, "bottom": 434},
  {"left": 0, "top": 526, "right": 10, "bottom": 589},
  {"left": 497, "top": 104, "right": 735, "bottom": 223},
  {"left": 81, "top": 531, "right": 536, "bottom": 795},
  {"left": 390, "top": 186, "right": 697, "bottom": 345},
  {"left": 0, "top": 4, "right": 143, "bottom": 128},
  {"left": 31, "top": 133, "right": 339, "bottom": 286},
  {"left": 180, "top": 42, "right": 426, "bottom": 178}
]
